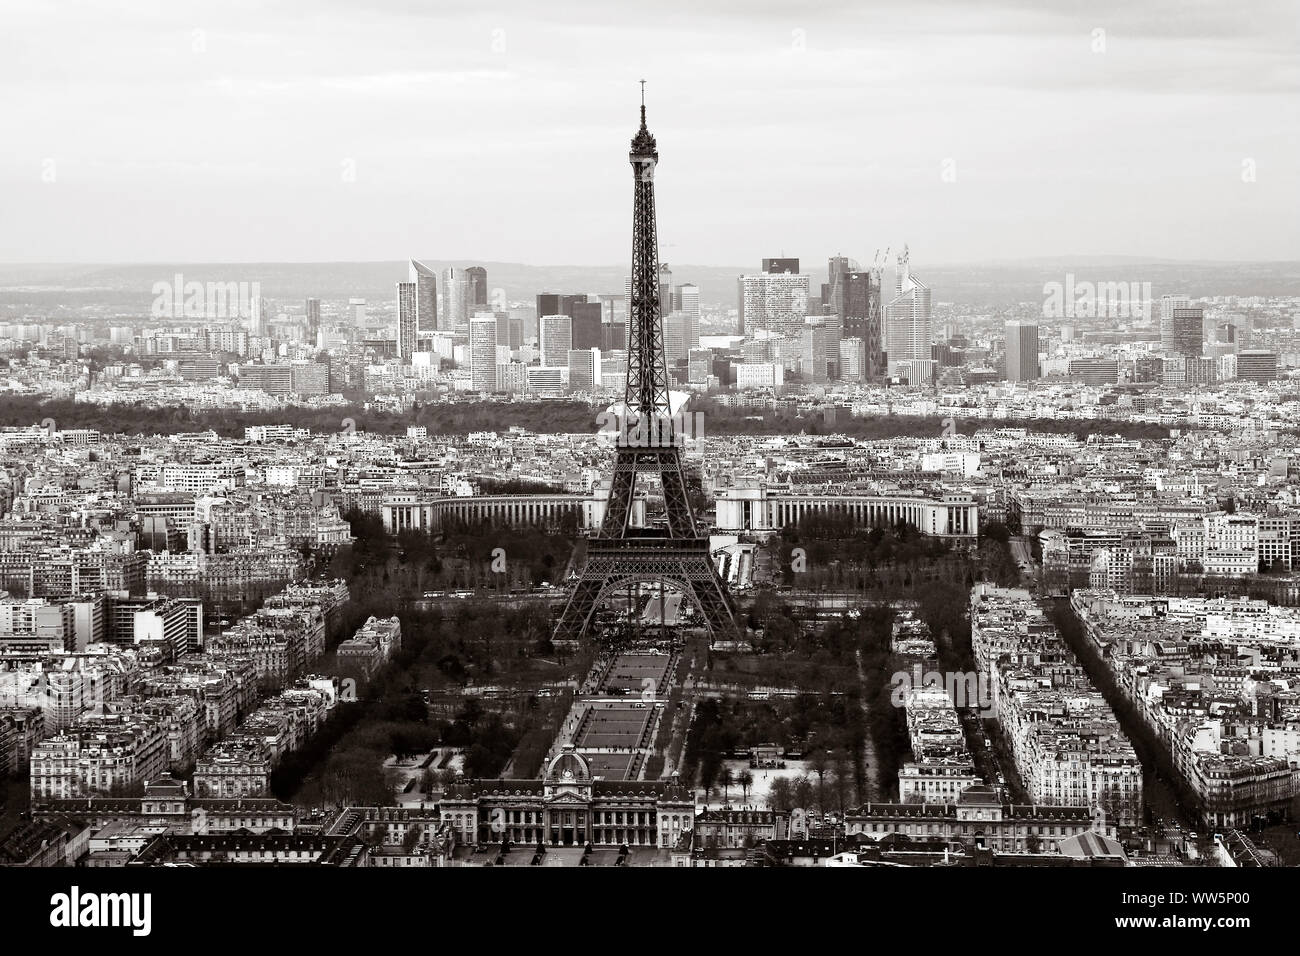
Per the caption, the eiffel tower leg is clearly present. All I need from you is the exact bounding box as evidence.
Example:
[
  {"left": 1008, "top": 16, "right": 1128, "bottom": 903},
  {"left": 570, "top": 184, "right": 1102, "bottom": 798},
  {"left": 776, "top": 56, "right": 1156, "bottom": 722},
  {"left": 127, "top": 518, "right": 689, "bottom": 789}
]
[
  {"left": 678, "top": 559, "right": 740, "bottom": 639},
  {"left": 553, "top": 574, "right": 605, "bottom": 643},
  {"left": 659, "top": 451, "right": 697, "bottom": 539},
  {"left": 600, "top": 455, "right": 637, "bottom": 536}
]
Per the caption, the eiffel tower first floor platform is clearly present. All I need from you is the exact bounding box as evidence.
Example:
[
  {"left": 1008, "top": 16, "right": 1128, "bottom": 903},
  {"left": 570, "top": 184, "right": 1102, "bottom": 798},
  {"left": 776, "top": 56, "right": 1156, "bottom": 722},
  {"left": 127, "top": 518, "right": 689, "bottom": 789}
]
[{"left": 552, "top": 534, "right": 741, "bottom": 643}]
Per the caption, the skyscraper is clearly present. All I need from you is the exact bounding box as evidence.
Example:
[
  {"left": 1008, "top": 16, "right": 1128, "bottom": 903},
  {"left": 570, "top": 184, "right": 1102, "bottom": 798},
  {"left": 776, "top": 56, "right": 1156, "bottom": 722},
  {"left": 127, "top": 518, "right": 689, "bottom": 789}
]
[
  {"left": 663, "top": 311, "right": 698, "bottom": 365},
  {"left": 567, "top": 348, "right": 601, "bottom": 391},
  {"left": 250, "top": 295, "right": 268, "bottom": 338},
  {"left": 465, "top": 266, "right": 488, "bottom": 309},
  {"left": 658, "top": 264, "right": 675, "bottom": 311},
  {"left": 536, "top": 293, "right": 588, "bottom": 322},
  {"left": 737, "top": 270, "right": 810, "bottom": 338},
  {"left": 408, "top": 260, "right": 438, "bottom": 334},
  {"left": 540, "top": 314, "right": 572, "bottom": 366},
  {"left": 839, "top": 337, "right": 865, "bottom": 380},
  {"left": 677, "top": 283, "right": 700, "bottom": 323},
  {"left": 826, "top": 255, "right": 859, "bottom": 315},
  {"left": 801, "top": 319, "right": 827, "bottom": 383},
  {"left": 305, "top": 297, "right": 321, "bottom": 347},
  {"left": 885, "top": 247, "right": 932, "bottom": 376},
  {"left": 469, "top": 315, "right": 498, "bottom": 392},
  {"left": 1170, "top": 306, "right": 1205, "bottom": 359},
  {"left": 396, "top": 281, "right": 417, "bottom": 360},
  {"left": 439, "top": 267, "right": 468, "bottom": 333},
  {"left": 1004, "top": 320, "right": 1040, "bottom": 382},
  {"left": 571, "top": 301, "right": 603, "bottom": 351},
  {"left": 495, "top": 313, "right": 522, "bottom": 351},
  {"left": 603, "top": 320, "right": 628, "bottom": 353},
  {"left": 840, "top": 271, "right": 882, "bottom": 381},
  {"left": 1159, "top": 293, "right": 1191, "bottom": 352}
]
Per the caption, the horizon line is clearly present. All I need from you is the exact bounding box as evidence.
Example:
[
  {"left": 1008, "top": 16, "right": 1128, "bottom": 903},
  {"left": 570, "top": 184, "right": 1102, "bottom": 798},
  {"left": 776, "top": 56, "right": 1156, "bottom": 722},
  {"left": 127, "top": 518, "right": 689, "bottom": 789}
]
[{"left": 1, "top": 255, "right": 1298, "bottom": 270}]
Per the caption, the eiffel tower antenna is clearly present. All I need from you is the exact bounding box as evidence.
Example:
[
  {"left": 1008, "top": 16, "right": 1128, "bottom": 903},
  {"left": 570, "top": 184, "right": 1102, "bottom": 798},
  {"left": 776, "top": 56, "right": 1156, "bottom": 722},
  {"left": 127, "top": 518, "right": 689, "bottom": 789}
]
[{"left": 551, "top": 93, "right": 741, "bottom": 644}]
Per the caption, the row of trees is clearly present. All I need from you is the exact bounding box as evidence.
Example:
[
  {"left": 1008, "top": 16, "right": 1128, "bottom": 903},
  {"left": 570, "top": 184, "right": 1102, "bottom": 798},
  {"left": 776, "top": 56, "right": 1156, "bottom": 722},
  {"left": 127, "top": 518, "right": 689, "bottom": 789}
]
[
  {"left": 2, "top": 395, "right": 1184, "bottom": 442},
  {"left": 767, "top": 770, "right": 856, "bottom": 817},
  {"left": 696, "top": 402, "right": 1181, "bottom": 441},
  {"left": 0, "top": 396, "right": 604, "bottom": 437},
  {"left": 340, "top": 508, "right": 577, "bottom": 594}
]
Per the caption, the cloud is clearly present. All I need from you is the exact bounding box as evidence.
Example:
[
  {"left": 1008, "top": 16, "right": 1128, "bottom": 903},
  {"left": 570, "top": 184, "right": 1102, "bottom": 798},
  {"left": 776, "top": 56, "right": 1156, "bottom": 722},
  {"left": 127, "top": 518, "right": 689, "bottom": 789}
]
[{"left": 0, "top": 0, "right": 1295, "bottom": 263}]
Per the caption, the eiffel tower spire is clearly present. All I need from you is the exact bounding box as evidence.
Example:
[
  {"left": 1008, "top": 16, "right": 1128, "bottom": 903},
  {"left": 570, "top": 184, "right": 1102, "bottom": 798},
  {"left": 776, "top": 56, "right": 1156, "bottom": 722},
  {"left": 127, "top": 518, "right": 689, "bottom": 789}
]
[
  {"left": 550, "top": 92, "right": 741, "bottom": 644},
  {"left": 625, "top": 90, "right": 669, "bottom": 422}
]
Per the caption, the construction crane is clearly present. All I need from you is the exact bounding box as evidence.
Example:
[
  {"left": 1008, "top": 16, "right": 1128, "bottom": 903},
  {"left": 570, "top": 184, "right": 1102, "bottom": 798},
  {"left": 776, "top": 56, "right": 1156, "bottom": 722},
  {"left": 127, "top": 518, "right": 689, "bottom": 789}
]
[{"left": 870, "top": 246, "right": 890, "bottom": 276}]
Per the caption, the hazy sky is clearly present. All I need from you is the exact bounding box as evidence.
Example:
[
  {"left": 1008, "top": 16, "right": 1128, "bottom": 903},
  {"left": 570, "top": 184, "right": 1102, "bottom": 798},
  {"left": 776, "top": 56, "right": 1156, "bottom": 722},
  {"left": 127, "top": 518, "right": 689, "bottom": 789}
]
[{"left": 2, "top": 0, "right": 1297, "bottom": 266}]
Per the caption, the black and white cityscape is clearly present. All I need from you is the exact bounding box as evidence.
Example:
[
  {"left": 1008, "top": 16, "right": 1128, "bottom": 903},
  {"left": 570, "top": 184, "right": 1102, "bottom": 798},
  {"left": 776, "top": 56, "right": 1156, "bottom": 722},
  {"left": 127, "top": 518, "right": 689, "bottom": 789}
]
[{"left": 0, "top": 0, "right": 1297, "bottom": 931}]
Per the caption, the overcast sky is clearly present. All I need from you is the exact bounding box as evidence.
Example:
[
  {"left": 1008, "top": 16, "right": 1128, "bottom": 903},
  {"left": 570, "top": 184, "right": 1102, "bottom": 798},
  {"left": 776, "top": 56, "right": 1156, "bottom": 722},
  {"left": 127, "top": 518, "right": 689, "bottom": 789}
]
[{"left": 2, "top": 0, "right": 1296, "bottom": 266}]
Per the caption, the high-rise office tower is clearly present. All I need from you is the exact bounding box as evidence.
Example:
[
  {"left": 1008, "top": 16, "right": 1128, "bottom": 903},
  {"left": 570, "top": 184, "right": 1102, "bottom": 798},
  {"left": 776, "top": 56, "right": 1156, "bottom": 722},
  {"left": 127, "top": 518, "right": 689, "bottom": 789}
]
[
  {"left": 495, "top": 313, "right": 522, "bottom": 351},
  {"left": 409, "top": 260, "right": 438, "bottom": 333},
  {"left": 1004, "top": 320, "right": 1040, "bottom": 382},
  {"left": 396, "top": 282, "right": 417, "bottom": 360},
  {"left": 762, "top": 257, "right": 800, "bottom": 275},
  {"left": 536, "top": 293, "right": 588, "bottom": 321},
  {"left": 677, "top": 283, "right": 700, "bottom": 322},
  {"left": 465, "top": 266, "right": 488, "bottom": 309},
  {"left": 801, "top": 319, "right": 828, "bottom": 383},
  {"left": 603, "top": 321, "right": 627, "bottom": 353},
  {"left": 250, "top": 296, "right": 268, "bottom": 338},
  {"left": 884, "top": 246, "right": 932, "bottom": 376},
  {"left": 537, "top": 292, "right": 561, "bottom": 319},
  {"left": 305, "top": 298, "right": 321, "bottom": 347},
  {"left": 663, "top": 311, "right": 699, "bottom": 365},
  {"left": 839, "top": 337, "right": 865, "bottom": 380},
  {"left": 826, "top": 255, "right": 859, "bottom": 315},
  {"left": 567, "top": 348, "right": 601, "bottom": 391},
  {"left": 349, "top": 298, "right": 367, "bottom": 325},
  {"left": 1159, "top": 294, "right": 1191, "bottom": 352},
  {"left": 439, "top": 267, "right": 469, "bottom": 333},
  {"left": 571, "top": 301, "right": 603, "bottom": 351},
  {"left": 839, "top": 271, "right": 882, "bottom": 382},
  {"left": 1170, "top": 306, "right": 1205, "bottom": 359},
  {"left": 737, "top": 270, "right": 811, "bottom": 338},
  {"left": 821, "top": 256, "right": 857, "bottom": 379},
  {"left": 658, "top": 264, "right": 675, "bottom": 311},
  {"left": 540, "top": 314, "right": 572, "bottom": 366},
  {"left": 469, "top": 315, "right": 498, "bottom": 392}
]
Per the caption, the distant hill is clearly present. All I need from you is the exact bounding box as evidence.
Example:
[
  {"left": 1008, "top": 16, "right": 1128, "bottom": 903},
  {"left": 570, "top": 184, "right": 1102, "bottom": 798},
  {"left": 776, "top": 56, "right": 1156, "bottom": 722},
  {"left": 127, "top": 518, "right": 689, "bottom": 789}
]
[{"left": 1, "top": 259, "right": 1297, "bottom": 314}]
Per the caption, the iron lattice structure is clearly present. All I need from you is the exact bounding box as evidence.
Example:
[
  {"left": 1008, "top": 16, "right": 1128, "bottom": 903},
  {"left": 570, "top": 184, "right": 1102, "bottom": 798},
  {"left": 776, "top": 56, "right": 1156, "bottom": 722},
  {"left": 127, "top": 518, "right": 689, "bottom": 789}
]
[{"left": 553, "top": 98, "right": 740, "bottom": 642}]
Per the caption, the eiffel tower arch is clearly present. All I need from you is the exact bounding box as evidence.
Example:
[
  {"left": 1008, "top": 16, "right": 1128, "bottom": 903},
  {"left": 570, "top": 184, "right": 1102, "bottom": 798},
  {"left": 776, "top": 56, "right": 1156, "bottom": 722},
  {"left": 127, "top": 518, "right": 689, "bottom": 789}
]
[{"left": 553, "top": 90, "right": 741, "bottom": 643}]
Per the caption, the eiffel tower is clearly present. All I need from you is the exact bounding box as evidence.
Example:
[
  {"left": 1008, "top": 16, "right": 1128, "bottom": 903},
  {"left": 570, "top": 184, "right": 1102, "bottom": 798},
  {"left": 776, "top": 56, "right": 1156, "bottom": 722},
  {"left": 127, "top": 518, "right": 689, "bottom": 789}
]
[{"left": 552, "top": 88, "right": 741, "bottom": 643}]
